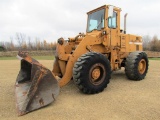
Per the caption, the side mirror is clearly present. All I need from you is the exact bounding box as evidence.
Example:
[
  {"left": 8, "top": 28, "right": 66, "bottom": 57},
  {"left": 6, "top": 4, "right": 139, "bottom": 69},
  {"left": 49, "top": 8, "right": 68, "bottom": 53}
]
[{"left": 108, "top": 6, "right": 113, "bottom": 18}]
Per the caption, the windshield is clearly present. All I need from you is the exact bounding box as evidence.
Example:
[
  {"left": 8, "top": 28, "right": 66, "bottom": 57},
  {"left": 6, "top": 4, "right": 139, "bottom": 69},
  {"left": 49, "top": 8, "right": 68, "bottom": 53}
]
[{"left": 87, "top": 9, "right": 105, "bottom": 32}]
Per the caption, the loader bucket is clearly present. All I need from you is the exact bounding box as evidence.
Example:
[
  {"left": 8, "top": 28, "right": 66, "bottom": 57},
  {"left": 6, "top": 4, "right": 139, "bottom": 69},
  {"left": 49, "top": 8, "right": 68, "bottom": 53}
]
[{"left": 15, "top": 51, "right": 59, "bottom": 116}]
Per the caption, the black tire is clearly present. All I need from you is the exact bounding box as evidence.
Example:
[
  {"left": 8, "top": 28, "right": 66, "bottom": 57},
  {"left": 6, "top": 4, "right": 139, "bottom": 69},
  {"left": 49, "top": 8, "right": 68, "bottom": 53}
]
[
  {"left": 73, "top": 52, "right": 111, "bottom": 94},
  {"left": 125, "top": 52, "right": 149, "bottom": 80}
]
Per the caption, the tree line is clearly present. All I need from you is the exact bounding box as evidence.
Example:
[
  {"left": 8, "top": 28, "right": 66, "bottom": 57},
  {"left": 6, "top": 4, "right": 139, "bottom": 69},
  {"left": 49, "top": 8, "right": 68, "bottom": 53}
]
[
  {"left": 143, "top": 35, "right": 160, "bottom": 51},
  {"left": 0, "top": 33, "right": 57, "bottom": 51},
  {"left": 0, "top": 33, "right": 160, "bottom": 52}
]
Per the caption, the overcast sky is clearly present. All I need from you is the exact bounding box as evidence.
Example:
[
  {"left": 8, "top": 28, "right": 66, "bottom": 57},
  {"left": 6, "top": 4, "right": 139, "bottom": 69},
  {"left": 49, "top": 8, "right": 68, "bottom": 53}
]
[{"left": 0, "top": 0, "right": 160, "bottom": 43}]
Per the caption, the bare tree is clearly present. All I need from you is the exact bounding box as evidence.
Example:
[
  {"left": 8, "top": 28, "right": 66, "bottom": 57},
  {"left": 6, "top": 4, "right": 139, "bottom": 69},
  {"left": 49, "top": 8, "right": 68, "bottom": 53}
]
[
  {"left": 142, "top": 35, "right": 151, "bottom": 50},
  {"left": 27, "top": 36, "right": 34, "bottom": 51},
  {"left": 4, "top": 42, "right": 12, "bottom": 51},
  {"left": 35, "top": 37, "right": 41, "bottom": 51},
  {"left": 0, "top": 41, "right": 5, "bottom": 46},
  {"left": 15, "top": 33, "right": 26, "bottom": 49},
  {"left": 50, "top": 42, "right": 57, "bottom": 50},
  {"left": 43, "top": 40, "right": 47, "bottom": 50},
  {"left": 10, "top": 36, "right": 15, "bottom": 51},
  {"left": 150, "top": 35, "right": 160, "bottom": 51}
]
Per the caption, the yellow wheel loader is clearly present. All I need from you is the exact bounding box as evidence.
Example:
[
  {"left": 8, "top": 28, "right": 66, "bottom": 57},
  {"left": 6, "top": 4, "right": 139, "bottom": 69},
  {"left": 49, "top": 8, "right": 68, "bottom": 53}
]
[{"left": 15, "top": 5, "right": 149, "bottom": 116}]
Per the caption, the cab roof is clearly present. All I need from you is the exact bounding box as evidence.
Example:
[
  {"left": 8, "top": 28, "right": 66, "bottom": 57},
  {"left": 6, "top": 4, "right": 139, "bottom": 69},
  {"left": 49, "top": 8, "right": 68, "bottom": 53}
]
[{"left": 87, "top": 5, "right": 121, "bottom": 14}]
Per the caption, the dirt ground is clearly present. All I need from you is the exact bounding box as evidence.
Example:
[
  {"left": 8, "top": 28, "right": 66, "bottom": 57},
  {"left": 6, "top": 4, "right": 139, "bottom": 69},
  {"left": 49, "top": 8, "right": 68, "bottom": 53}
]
[{"left": 0, "top": 60, "right": 160, "bottom": 120}]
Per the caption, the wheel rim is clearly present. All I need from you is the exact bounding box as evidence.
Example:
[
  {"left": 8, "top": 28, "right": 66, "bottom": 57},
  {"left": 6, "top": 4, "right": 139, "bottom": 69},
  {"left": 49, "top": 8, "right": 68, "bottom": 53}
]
[
  {"left": 138, "top": 59, "right": 146, "bottom": 74},
  {"left": 89, "top": 63, "right": 106, "bottom": 85},
  {"left": 92, "top": 68, "right": 101, "bottom": 80}
]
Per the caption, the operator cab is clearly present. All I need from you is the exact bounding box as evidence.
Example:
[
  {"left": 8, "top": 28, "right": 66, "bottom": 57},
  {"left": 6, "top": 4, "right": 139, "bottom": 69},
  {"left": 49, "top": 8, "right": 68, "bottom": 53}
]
[{"left": 86, "top": 5, "right": 121, "bottom": 33}]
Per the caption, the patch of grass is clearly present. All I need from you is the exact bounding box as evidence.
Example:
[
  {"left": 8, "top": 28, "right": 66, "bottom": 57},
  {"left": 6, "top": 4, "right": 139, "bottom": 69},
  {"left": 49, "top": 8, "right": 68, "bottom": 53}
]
[
  {"left": 0, "top": 56, "right": 54, "bottom": 60},
  {"left": 32, "top": 56, "right": 54, "bottom": 60},
  {"left": 149, "top": 58, "right": 160, "bottom": 60},
  {"left": 1, "top": 56, "right": 159, "bottom": 61},
  {"left": 0, "top": 56, "right": 17, "bottom": 60}
]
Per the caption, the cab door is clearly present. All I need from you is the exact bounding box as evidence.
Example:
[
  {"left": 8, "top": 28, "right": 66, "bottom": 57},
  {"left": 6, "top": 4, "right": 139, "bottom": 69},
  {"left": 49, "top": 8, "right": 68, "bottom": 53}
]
[{"left": 108, "top": 11, "right": 119, "bottom": 46}]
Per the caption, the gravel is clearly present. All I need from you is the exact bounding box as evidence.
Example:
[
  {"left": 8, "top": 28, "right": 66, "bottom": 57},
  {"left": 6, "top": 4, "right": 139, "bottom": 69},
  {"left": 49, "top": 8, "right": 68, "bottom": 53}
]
[{"left": 0, "top": 60, "right": 160, "bottom": 120}]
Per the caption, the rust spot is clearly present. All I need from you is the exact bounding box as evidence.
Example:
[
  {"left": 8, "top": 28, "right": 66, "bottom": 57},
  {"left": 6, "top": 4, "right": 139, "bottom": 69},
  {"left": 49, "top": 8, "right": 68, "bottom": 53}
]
[
  {"left": 52, "top": 94, "right": 55, "bottom": 101},
  {"left": 39, "top": 98, "right": 44, "bottom": 106},
  {"left": 22, "top": 92, "right": 27, "bottom": 96},
  {"left": 36, "top": 95, "right": 38, "bottom": 98}
]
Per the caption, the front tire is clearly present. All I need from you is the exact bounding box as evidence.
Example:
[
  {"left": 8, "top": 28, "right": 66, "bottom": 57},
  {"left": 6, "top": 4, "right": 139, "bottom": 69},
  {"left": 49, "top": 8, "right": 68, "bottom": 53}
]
[
  {"left": 73, "top": 52, "right": 111, "bottom": 94},
  {"left": 125, "top": 52, "right": 149, "bottom": 80}
]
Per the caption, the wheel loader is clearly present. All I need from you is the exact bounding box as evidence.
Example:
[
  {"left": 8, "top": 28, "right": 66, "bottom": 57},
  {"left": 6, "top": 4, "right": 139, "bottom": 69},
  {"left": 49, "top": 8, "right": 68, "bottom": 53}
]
[{"left": 15, "top": 5, "right": 149, "bottom": 116}]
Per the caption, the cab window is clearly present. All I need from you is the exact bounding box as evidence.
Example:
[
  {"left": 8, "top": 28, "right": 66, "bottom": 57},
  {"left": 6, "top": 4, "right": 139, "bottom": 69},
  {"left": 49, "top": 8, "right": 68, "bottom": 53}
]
[
  {"left": 87, "top": 9, "right": 105, "bottom": 32},
  {"left": 108, "top": 12, "right": 117, "bottom": 28}
]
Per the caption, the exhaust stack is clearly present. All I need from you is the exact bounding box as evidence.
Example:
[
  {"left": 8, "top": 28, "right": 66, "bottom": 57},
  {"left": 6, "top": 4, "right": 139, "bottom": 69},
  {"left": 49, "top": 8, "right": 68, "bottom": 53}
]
[{"left": 124, "top": 13, "right": 128, "bottom": 34}]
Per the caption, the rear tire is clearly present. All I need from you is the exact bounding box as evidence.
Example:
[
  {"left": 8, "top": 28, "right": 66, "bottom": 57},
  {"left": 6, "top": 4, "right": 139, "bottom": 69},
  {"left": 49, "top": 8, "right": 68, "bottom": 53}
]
[
  {"left": 73, "top": 52, "right": 111, "bottom": 94},
  {"left": 125, "top": 52, "right": 149, "bottom": 80}
]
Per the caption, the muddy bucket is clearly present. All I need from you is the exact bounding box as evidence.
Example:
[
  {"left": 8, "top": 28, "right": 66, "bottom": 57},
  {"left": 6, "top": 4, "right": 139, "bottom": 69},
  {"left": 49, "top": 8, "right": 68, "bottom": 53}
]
[{"left": 15, "top": 51, "right": 59, "bottom": 116}]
